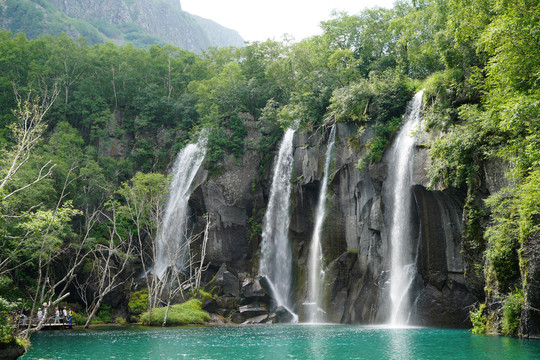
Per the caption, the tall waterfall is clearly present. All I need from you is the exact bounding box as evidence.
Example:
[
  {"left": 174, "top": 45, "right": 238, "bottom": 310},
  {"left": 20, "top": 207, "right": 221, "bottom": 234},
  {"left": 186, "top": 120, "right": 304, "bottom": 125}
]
[
  {"left": 155, "top": 134, "right": 207, "bottom": 280},
  {"left": 388, "top": 90, "right": 424, "bottom": 326},
  {"left": 306, "top": 125, "right": 336, "bottom": 323},
  {"left": 259, "top": 128, "right": 296, "bottom": 314}
]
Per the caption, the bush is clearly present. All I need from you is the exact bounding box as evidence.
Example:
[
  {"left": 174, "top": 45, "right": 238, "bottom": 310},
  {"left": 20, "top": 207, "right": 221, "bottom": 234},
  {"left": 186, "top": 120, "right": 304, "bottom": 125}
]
[
  {"left": 140, "top": 299, "right": 210, "bottom": 326},
  {"left": 97, "top": 304, "right": 112, "bottom": 323},
  {"left": 71, "top": 311, "right": 87, "bottom": 325},
  {"left": 0, "top": 297, "right": 18, "bottom": 344},
  {"left": 128, "top": 289, "right": 149, "bottom": 315},
  {"left": 470, "top": 303, "right": 487, "bottom": 334},
  {"left": 501, "top": 289, "right": 523, "bottom": 336}
]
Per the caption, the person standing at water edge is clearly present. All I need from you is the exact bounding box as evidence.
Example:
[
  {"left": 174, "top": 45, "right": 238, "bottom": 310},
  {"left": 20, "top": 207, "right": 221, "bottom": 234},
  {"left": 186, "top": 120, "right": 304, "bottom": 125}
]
[
  {"left": 54, "top": 307, "right": 60, "bottom": 323},
  {"left": 63, "top": 306, "right": 67, "bottom": 323},
  {"left": 68, "top": 308, "right": 73, "bottom": 324},
  {"left": 37, "top": 308, "right": 43, "bottom": 323}
]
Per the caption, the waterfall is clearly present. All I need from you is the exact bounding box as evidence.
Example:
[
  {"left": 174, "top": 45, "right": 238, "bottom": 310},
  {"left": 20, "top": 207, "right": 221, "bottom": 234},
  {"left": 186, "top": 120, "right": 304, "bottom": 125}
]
[
  {"left": 305, "top": 125, "right": 336, "bottom": 323},
  {"left": 388, "top": 90, "right": 424, "bottom": 326},
  {"left": 155, "top": 134, "right": 207, "bottom": 280},
  {"left": 259, "top": 128, "right": 296, "bottom": 316}
]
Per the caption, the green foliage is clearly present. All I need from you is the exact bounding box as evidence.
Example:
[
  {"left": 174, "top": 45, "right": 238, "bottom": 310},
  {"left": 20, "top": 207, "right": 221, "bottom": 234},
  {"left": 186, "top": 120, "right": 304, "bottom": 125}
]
[
  {"left": 0, "top": 296, "right": 19, "bottom": 344},
  {"left": 128, "top": 289, "right": 149, "bottom": 315},
  {"left": 140, "top": 299, "right": 210, "bottom": 326},
  {"left": 329, "top": 69, "right": 413, "bottom": 167},
  {"left": 97, "top": 304, "right": 112, "bottom": 323},
  {"left": 470, "top": 303, "right": 487, "bottom": 335},
  {"left": 501, "top": 289, "right": 523, "bottom": 336},
  {"left": 198, "top": 289, "right": 216, "bottom": 302},
  {"left": 71, "top": 311, "right": 87, "bottom": 326},
  {"left": 248, "top": 216, "right": 262, "bottom": 243}
]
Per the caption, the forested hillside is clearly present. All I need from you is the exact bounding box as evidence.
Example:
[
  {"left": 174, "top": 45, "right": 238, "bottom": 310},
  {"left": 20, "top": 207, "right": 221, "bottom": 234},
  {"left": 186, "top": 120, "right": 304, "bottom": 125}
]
[
  {"left": 1, "top": 0, "right": 539, "bottom": 350},
  {"left": 0, "top": 0, "right": 244, "bottom": 51}
]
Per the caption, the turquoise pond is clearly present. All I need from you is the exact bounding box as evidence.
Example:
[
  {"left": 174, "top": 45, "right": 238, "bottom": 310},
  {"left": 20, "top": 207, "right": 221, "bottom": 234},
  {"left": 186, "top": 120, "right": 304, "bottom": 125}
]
[{"left": 21, "top": 324, "right": 540, "bottom": 360}]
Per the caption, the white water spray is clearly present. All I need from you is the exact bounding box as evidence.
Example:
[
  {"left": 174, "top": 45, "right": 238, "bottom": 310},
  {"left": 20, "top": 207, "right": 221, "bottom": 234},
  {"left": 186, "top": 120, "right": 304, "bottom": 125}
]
[
  {"left": 306, "top": 125, "right": 336, "bottom": 323},
  {"left": 388, "top": 90, "right": 424, "bottom": 326},
  {"left": 155, "top": 134, "right": 207, "bottom": 280},
  {"left": 259, "top": 128, "right": 297, "bottom": 317}
]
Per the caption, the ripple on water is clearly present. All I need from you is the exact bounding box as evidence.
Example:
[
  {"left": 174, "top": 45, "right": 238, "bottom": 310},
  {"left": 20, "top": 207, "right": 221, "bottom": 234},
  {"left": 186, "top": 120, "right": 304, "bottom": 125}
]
[{"left": 22, "top": 324, "right": 540, "bottom": 360}]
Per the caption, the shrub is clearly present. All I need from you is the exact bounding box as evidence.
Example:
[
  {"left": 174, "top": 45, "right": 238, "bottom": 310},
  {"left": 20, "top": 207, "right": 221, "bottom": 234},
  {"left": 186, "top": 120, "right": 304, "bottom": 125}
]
[
  {"left": 97, "top": 305, "right": 112, "bottom": 323},
  {"left": 501, "top": 289, "right": 523, "bottom": 336},
  {"left": 140, "top": 299, "right": 210, "bottom": 326},
  {"left": 0, "top": 297, "right": 18, "bottom": 344},
  {"left": 71, "top": 311, "right": 87, "bottom": 325},
  {"left": 470, "top": 303, "right": 487, "bottom": 334},
  {"left": 128, "top": 289, "right": 149, "bottom": 315}
]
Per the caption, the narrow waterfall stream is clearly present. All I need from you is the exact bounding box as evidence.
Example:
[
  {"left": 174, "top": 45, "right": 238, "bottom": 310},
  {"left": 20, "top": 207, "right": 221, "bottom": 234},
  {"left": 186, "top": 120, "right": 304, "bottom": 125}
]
[
  {"left": 388, "top": 90, "right": 424, "bottom": 326},
  {"left": 305, "top": 125, "right": 336, "bottom": 323},
  {"left": 259, "top": 128, "right": 297, "bottom": 318},
  {"left": 155, "top": 134, "right": 207, "bottom": 280}
]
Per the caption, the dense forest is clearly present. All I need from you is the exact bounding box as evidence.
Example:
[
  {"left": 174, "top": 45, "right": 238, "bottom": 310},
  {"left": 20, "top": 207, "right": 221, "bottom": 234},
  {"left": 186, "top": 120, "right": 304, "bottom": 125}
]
[{"left": 1, "top": 0, "right": 539, "bottom": 351}]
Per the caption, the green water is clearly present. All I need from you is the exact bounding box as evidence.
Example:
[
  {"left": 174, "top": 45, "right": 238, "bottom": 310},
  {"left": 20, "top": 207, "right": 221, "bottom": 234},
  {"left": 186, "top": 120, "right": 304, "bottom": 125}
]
[{"left": 21, "top": 324, "right": 540, "bottom": 360}]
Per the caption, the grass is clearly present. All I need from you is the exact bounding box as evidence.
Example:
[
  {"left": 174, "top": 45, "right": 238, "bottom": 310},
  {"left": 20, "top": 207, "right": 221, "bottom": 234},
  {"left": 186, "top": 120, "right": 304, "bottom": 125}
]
[{"left": 140, "top": 299, "right": 210, "bottom": 326}]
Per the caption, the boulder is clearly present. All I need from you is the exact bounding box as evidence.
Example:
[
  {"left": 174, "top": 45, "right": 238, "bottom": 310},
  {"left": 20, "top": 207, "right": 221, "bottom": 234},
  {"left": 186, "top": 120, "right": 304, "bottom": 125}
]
[
  {"left": 231, "top": 312, "right": 244, "bottom": 324},
  {"left": 216, "top": 296, "right": 239, "bottom": 310},
  {"left": 241, "top": 277, "right": 270, "bottom": 302},
  {"left": 242, "top": 314, "right": 269, "bottom": 325},
  {"left": 238, "top": 303, "right": 268, "bottom": 318},
  {"left": 215, "top": 263, "right": 240, "bottom": 297},
  {"left": 275, "top": 306, "right": 295, "bottom": 323},
  {"left": 202, "top": 298, "right": 218, "bottom": 313}
]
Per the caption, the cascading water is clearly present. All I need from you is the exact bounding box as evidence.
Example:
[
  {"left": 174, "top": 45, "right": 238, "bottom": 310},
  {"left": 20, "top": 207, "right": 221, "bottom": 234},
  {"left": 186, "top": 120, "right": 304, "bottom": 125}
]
[
  {"left": 305, "top": 125, "right": 336, "bottom": 323},
  {"left": 155, "top": 134, "right": 207, "bottom": 280},
  {"left": 388, "top": 90, "right": 424, "bottom": 326},
  {"left": 259, "top": 128, "right": 297, "bottom": 318}
]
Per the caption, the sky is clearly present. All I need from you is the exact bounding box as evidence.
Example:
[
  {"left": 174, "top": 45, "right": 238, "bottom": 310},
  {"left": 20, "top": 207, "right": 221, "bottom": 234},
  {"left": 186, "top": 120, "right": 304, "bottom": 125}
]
[{"left": 181, "top": 0, "right": 397, "bottom": 43}]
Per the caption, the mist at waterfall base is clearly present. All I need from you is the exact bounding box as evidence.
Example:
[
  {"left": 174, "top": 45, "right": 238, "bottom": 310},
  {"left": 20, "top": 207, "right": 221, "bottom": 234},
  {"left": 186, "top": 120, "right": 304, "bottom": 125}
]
[
  {"left": 22, "top": 325, "right": 540, "bottom": 360},
  {"left": 155, "top": 135, "right": 207, "bottom": 280},
  {"left": 258, "top": 128, "right": 297, "bottom": 316},
  {"left": 386, "top": 90, "right": 424, "bottom": 326},
  {"left": 305, "top": 125, "right": 336, "bottom": 323}
]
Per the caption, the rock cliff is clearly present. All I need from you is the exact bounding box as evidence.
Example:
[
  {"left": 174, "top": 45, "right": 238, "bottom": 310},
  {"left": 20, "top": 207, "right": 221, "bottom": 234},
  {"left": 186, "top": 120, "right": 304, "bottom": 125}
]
[
  {"left": 186, "top": 116, "right": 476, "bottom": 327},
  {"left": 2, "top": 0, "right": 244, "bottom": 52}
]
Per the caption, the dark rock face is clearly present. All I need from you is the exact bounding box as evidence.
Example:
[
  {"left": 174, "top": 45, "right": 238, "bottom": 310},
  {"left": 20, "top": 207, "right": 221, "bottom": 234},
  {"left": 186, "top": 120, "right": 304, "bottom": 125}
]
[
  {"left": 0, "top": 343, "right": 25, "bottom": 360},
  {"left": 193, "top": 121, "right": 263, "bottom": 273},
  {"left": 187, "top": 118, "right": 475, "bottom": 327},
  {"left": 410, "top": 186, "right": 474, "bottom": 327},
  {"left": 521, "top": 232, "right": 540, "bottom": 339}
]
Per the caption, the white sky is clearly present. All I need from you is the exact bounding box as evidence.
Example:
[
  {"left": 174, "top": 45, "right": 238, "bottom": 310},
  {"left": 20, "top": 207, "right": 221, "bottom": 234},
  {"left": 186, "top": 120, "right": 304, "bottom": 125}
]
[{"left": 181, "top": 0, "right": 397, "bottom": 43}]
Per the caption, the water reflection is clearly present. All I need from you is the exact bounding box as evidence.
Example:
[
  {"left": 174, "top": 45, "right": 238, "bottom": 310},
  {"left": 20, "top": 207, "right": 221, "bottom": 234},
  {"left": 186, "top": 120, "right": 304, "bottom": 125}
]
[{"left": 387, "top": 328, "right": 414, "bottom": 359}]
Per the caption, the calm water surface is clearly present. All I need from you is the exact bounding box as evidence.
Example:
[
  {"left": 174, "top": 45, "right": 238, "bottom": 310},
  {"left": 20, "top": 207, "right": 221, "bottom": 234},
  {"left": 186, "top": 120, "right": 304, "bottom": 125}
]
[{"left": 22, "top": 324, "right": 540, "bottom": 360}]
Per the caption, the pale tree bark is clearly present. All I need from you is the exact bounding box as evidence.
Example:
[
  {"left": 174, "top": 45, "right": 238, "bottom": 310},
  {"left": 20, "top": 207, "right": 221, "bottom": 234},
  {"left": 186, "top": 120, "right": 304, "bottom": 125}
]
[
  {"left": 161, "top": 214, "right": 211, "bottom": 326},
  {"left": 19, "top": 168, "right": 98, "bottom": 340},
  {"left": 0, "top": 82, "right": 59, "bottom": 194},
  {"left": 82, "top": 206, "right": 135, "bottom": 329}
]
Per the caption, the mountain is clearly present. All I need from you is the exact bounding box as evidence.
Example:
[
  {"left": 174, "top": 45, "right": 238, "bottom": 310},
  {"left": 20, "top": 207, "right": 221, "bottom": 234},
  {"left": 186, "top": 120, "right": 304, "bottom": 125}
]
[{"left": 0, "top": 0, "right": 244, "bottom": 52}]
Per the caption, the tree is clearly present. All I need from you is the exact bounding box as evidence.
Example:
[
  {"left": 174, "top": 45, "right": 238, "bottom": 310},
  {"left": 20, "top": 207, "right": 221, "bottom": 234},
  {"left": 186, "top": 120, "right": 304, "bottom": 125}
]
[
  {"left": 115, "top": 172, "right": 169, "bottom": 321},
  {"left": 78, "top": 204, "right": 136, "bottom": 329}
]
